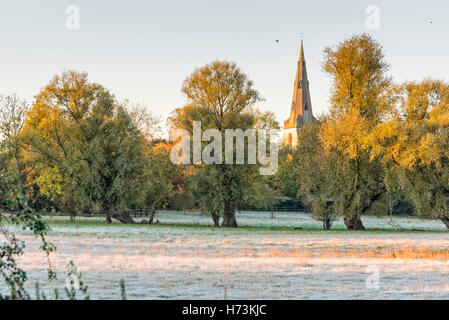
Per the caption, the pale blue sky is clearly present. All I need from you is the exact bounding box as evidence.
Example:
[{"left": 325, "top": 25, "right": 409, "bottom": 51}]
[{"left": 1, "top": 0, "right": 448, "bottom": 135}]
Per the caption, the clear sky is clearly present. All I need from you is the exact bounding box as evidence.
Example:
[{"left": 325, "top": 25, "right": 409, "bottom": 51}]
[{"left": 1, "top": 0, "right": 448, "bottom": 136}]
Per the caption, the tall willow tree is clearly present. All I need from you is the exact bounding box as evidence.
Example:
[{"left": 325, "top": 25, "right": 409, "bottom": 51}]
[
  {"left": 293, "top": 119, "right": 337, "bottom": 230},
  {"left": 22, "top": 70, "right": 147, "bottom": 223},
  {"left": 169, "top": 61, "right": 278, "bottom": 227},
  {"left": 319, "top": 34, "right": 393, "bottom": 230},
  {"left": 370, "top": 79, "right": 449, "bottom": 228}
]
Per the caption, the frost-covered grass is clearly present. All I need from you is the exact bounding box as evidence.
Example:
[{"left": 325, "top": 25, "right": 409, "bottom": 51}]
[
  {"left": 3, "top": 211, "right": 449, "bottom": 299},
  {"left": 41, "top": 210, "right": 449, "bottom": 232}
]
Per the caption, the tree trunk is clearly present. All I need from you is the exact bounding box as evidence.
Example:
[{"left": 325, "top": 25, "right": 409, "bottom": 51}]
[
  {"left": 148, "top": 209, "right": 156, "bottom": 224},
  {"left": 111, "top": 211, "right": 136, "bottom": 224},
  {"left": 16, "top": 158, "right": 22, "bottom": 192},
  {"left": 440, "top": 217, "right": 449, "bottom": 229},
  {"left": 103, "top": 207, "right": 112, "bottom": 223},
  {"left": 344, "top": 216, "right": 365, "bottom": 230},
  {"left": 211, "top": 210, "right": 220, "bottom": 227},
  {"left": 221, "top": 200, "right": 237, "bottom": 228},
  {"left": 323, "top": 218, "right": 332, "bottom": 230}
]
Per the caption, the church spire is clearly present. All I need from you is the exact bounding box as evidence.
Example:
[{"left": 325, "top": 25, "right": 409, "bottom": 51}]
[
  {"left": 283, "top": 38, "right": 315, "bottom": 148},
  {"left": 299, "top": 39, "right": 304, "bottom": 62}
]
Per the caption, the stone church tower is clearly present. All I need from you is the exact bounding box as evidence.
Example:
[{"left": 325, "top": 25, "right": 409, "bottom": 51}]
[{"left": 283, "top": 40, "right": 314, "bottom": 148}]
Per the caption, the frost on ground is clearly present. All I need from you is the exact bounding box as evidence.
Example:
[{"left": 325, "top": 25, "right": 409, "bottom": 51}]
[{"left": 3, "top": 211, "right": 449, "bottom": 299}]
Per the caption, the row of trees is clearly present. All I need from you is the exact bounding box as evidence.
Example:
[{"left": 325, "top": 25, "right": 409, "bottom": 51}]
[
  {"left": 291, "top": 34, "right": 449, "bottom": 230},
  {"left": 1, "top": 33, "right": 449, "bottom": 230},
  {"left": 0, "top": 64, "right": 279, "bottom": 227},
  {"left": 0, "top": 72, "right": 176, "bottom": 224},
  {"left": 0, "top": 63, "right": 280, "bottom": 299}
]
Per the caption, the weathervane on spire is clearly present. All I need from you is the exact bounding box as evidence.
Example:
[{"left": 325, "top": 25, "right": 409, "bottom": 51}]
[{"left": 300, "top": 32, "right": 304, "bottom": 42}]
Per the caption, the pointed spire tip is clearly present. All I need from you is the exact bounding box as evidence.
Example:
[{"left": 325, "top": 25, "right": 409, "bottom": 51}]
[{"left": 299, "top": 35, "right": 304, "bottom": 62}]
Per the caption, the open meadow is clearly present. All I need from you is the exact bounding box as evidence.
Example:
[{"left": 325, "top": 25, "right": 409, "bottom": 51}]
[{"left": 5, "top": 211, "right": 449, "bottom": 300}]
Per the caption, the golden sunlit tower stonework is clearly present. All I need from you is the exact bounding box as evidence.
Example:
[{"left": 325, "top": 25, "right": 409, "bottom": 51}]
[{"left": 283, "top": 40, "right": 314, "bottom": 148}]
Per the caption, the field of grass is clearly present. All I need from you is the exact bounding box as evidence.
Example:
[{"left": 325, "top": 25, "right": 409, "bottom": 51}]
[{"left": 3, "top": 211, "right": 449, "bottom": 299}]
